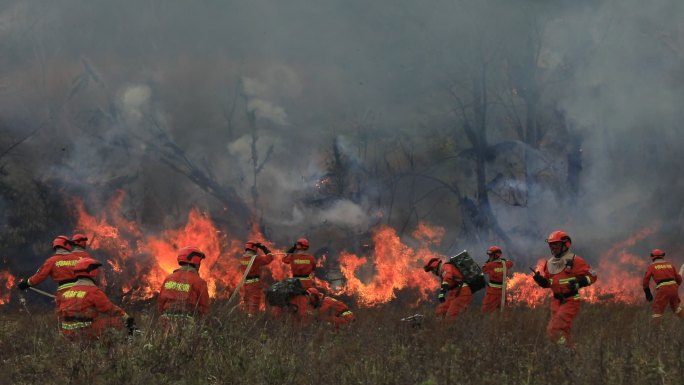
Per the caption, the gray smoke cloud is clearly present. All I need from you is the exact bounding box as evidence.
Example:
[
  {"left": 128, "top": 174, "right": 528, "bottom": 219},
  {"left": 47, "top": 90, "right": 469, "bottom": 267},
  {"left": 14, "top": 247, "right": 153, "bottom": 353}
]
[{"left": 1, "top": 0, "right": 683, "bottom": 268}]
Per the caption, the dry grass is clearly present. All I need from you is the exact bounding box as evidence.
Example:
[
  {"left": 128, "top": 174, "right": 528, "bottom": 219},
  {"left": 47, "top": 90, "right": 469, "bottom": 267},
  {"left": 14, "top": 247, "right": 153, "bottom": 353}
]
[{"left": 1, "top": 303, "right": 683, "bottom": 385}]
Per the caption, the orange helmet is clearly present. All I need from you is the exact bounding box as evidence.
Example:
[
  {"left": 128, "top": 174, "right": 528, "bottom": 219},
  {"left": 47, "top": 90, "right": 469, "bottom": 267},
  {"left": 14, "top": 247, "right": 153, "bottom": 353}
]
[
  {"left": 244, "top": 241, "right": 259, "bottom": 253},
  {"left": 306, "top": 287, "right": 324, "bottom": 306},
  {"left": 74, "top": 258, "right": 102, "bottom": 279},
  {"left": 546, "top": 230, "right": 571, "bottom": 248},
  {"left": 52, "top": 235, "right": 72, "bottom": 251},
  {"left": 650, "top": 248, "right": 665, "bottom": 260},
  {"left": 177, "top": 246, "right": 206, "bottom": 267},
  {"left": 486, "top": 246, "right": 502, "bottom": 256},
  {"left": 71, "top": 233, "right": 88, "bottom": 248},
  {"left": 423, "top": 258, "right": 441, "bottom": 272},
  {"left": 295, "top": 238, "right": 309, "bottom": 250}
]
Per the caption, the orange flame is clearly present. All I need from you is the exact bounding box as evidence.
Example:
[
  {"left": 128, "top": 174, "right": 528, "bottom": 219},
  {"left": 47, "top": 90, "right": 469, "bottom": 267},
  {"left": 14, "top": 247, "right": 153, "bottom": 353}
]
[
  {"left": 0, "top": 270, "right": 16, "bottom": 305},
  {"left": 339, "top": 223, "right": 442, "bottom": 307}
]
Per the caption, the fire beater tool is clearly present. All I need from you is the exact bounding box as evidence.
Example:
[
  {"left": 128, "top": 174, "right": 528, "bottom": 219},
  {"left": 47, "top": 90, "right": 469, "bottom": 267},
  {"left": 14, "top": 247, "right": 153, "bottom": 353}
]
[
  {"left": 500, "top": 259, "right": 507, "bottom": 312},
  {"left": 29, "top": 286, "right": 55, "bottom": 299},
  {"left": 226, "top": 251, "right": 259, "bottom": 314}
]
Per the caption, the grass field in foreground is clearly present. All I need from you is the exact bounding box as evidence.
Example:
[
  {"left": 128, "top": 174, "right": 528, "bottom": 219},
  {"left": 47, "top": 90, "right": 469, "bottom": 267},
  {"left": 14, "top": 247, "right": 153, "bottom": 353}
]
[{"left": 1, "top": 302, "right": 682, "bottom": 385}]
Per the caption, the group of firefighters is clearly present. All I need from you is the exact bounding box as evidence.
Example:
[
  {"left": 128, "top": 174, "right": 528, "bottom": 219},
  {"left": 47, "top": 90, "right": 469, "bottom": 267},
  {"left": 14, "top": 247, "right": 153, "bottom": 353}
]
[{"left": 14, "top": 230, "right": 684, "bottom": 346}]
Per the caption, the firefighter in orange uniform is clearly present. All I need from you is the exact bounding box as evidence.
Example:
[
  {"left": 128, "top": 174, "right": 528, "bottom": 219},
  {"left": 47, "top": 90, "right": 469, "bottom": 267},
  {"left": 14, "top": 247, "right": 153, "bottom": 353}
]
[
  {"left": 532, "top": 230, "right": 597, "bottom": 346},
  {"left": 285, "top": 287, "right": 354, "bottom": 327},
  {"left": 481, "top": 246, "right": 513, "bottom": 313},
  {"left": 642, "top": 248, "right": 684, "bottom": 324},
  {"left": 70, "top": 233, "right": 93, "bottom": 259},
  {"left": 17, "top": 235, "right": 81, "bottom": 293},
  {"left": 424, "top": 257, "right": 472, "bottom": 320},
  {"left": 282, "top": 238, "right": 317, "bottom": 289},
  {"left": 158, "top": 246, "right": 210, "bottom": 323},
  {"left": 56, "top": 258, "right": 134, "bottom": 341},
  {"left": 240, "top": 241, "right": 274, "bottom": 315}
]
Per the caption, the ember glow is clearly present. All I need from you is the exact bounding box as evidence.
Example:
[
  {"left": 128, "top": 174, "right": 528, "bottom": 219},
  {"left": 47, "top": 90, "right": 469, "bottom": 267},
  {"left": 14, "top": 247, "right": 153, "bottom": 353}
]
[
  {"left": 338, "top": 224, "right": 442, "bottom": 307},
  {"left": 0, "top": 270, "right": 16, "bottom": 305}
]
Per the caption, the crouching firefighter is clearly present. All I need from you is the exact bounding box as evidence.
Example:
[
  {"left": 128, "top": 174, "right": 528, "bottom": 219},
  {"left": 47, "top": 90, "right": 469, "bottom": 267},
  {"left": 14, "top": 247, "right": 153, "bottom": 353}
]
[
  {"left": 424, "top": 257, "right": 472, "bottom": 320},
  {"left": 56, "top": 258, "right": 136, "bottom": 341},
  {"left": 642, "top": 248, "right": 684, "bottom": 324},
  {"left": 305, "top": 288, "right": 355, "bottom": 328},
  {"left": 158, "top": 246, "right": 210, "bottom": 328},
  {"left": 532, "top": 231, "right": 597, "bottom": 347},
  {"left": 283, "top": 238, "right": 317, "bottom": 289}
]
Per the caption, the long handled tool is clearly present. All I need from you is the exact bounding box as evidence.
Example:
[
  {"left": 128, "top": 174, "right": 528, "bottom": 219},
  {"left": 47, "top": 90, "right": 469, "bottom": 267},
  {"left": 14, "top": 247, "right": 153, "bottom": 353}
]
[
  {"left": 29, "top": 286, "right": 55, "bottom": 299},
  {"left": 500, "top": 259, "right": 507, "bottom": 312},
  {"left": 225, "top": 252, "right": 259, "bottom": 314}
]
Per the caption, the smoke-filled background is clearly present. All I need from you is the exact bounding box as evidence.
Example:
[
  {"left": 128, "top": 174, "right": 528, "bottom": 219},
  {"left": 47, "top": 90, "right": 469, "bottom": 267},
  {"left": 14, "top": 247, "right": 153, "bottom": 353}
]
[{"left": 1, "top": 0, "right": 684, "bottom": 294}]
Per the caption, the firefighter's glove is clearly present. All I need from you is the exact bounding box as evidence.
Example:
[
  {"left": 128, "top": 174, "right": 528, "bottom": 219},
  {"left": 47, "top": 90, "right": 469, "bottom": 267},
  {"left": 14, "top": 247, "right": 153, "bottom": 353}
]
[
  {"left": 532, "top": 271, "right": 549, "bottom": 288},
  {"left": 567, "top": 281, "right": 580, "bottom": 293},
  {"left": 125, "top": 317, "right": 136, "bottom": 330},
  {"left": 17, "top": 280, "right": 31, "bottom": 291},
  {"left": 438, "top": 288, "right": 447, "bottom": 303},
  {"left": 286, "top": 245, "right": 297, "bottom": 254},
  {"left": 644, "top": 288, "right": 653, "bottom": 302},
  {"left": 258, "top": 244, "right": 272, "bottom": 255}
]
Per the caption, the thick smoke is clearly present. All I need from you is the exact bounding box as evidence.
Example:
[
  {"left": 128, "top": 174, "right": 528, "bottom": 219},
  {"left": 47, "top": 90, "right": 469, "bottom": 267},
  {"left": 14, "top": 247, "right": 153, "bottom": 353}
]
[{"left": 1, "top": 0, "right": 683, "bottom": 274}]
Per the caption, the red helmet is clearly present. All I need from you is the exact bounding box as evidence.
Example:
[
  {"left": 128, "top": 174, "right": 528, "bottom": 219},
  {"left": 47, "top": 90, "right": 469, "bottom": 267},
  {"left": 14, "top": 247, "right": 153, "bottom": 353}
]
[
  {"left": 74, "top": 258, "right": 102, "bottom": 279},
  {"left": 650, "top": 248, "right": 666, "bottom": 260},
  {"left": 295, "top": 238, "right": 309, "bottom": 250},
  {"left": 177, "top": 246, "right": 206, "bottom": 267},
  {"left": 423, "top": 258, "right": 441, "bottom": 272},
  {"left": 244, "top": 241, "right": 259, "bottom": 253},
  {"left": 486, "top": 246, "right": 502, "bottom": 256},
  {"left": 546, "top": 230, "right": 571, "bottom": 248},
  {"left": 306, "top": 287, "right": 324, "bottom": 306},
  {"left": 71, "top": 233, "right": 88, "bottom": 248},
  {"left": 52, "top": 235, "right": 72, "bottom": 251}
]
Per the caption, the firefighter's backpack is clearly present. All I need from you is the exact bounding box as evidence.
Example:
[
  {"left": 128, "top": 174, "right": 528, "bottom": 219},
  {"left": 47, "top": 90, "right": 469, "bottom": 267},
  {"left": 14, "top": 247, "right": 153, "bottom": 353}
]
[
  {"left": 447, "top": 250, "right": 486, "bottom": 293},
  {"left": 266, "top": 278, "right": 307, "bottom": 307}
]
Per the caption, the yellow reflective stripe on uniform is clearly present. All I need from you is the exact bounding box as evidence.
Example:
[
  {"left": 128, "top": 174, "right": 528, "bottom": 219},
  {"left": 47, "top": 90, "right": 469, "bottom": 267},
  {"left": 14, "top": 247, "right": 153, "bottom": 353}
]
[
  {"left": 585, "top": 276, "right": 592, "bottom": 285},
  {"left": 293, "top": 259, "right": 311, "bottom": 265},
  {"left": 244, "top": 278, "right": 260, "bottom": 284},
  {"left": 493, "top": 268, "right": 504, "bottom": 273},
  {"left": 240, "top": 260, "right": 250, "bottom": 265},
  {"left": 164, "top": 281, "right": 191, "bottom": 292},
  {"left": 296, "top": 276, "right": 311, "bottom": 280},
  {"left": 62, "top": 290, "right": 87, "bottom": 299},
  {"left": 57, "top": 282, "right": 76, "bottom": 291},
  {"left": 488, "top": 282, "right": 503, "bottom": 289},
  {"left": 656, "top": 281, "right": 677, "bottom": 288},
  {"left": 55, "top": 260, "right": 79, "bottom": 267},
  {"left": 558, "top": 278, "right": 576, "bottom": 284},
  {"left": 340, "top": 310, "right": 353, "bottom": 317},
  {"left": 652, "top": 313, "right": 663, "bottom": 318},
  {"left": 654, "top": 264, "right": 673, "bottom": 270},
  {"left": 61, "top": 321, "right": 92, "bottom": 330}
]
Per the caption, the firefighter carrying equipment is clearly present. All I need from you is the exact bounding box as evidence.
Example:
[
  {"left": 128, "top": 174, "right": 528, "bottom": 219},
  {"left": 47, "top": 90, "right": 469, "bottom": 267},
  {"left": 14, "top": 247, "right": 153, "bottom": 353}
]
[
  {"left": 21, "top": 245, "right": 82, "bottom": 291},
  {"left": 239, "top": 248, "right": 274, "bottom": 315},
  {"left": 447, "top": 250, "right": 486, "bottom": 293},
  {"left": 266, "top": 278, "right": 307, "bottom": 307}
]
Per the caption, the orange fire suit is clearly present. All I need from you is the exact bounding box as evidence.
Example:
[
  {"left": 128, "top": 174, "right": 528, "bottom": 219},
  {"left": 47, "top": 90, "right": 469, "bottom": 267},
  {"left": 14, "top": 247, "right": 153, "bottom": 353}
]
[
  {"left": 158, "top": 265, "right": 210, "bottom": 322},
  {"left": 435, "top": 263, "right": 472, "bottom": 320},
  {"left": 541, "top": 252, "right": 597, "bottom": 346},
  {"left": 27, "top": 249, "right": 82, "bottom": 292},
  {"left": 481, "top": 258, "right": 513, "bottom": 313},
  {"left": 283, "top": 252, "right": 316, "bottom": 289},
  {"left": 239, "top": 250, "right": 274, "bottom": 315},
  {"left": 643, "top": 258, "right": 684, "bottom": 322},
  {"left": 285, "top": 293, "right": 354, "bottom": 328},
  {"left": 56, "top": 278, "right": 128, "bottom": 341},
  {"left": 70, "top": 245, "right": 93, "bottom": 260},
  {"left": 318, "top": 296, "right": 355, "bottom": 327}
]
